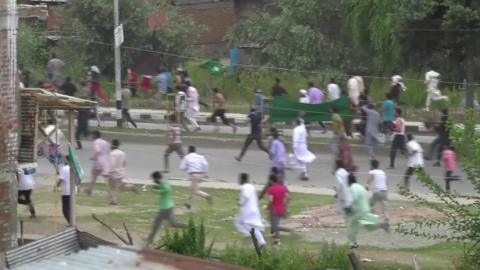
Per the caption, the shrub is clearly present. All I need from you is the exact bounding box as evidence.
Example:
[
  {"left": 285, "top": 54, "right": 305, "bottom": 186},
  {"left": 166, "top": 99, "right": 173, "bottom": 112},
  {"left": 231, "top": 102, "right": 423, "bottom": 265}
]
[
  {"left": 397, "top": 110, "right": 480, "bottom": 268},
  {"left": 158, "top": 217, "right": 214, "bottom": 259}
]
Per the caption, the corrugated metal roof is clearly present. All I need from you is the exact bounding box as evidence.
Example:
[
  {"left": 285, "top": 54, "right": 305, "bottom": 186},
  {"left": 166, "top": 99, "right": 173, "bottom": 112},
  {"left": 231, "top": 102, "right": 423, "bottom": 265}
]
[
  {"left": 7, "top": 229, "right": 251, "bottom": 270},
  {"left": 6, "top": 228, "right": 80, "bottom": 269},
  {"left": 12, "top": 246, "right": 176, "bottom": 270}
]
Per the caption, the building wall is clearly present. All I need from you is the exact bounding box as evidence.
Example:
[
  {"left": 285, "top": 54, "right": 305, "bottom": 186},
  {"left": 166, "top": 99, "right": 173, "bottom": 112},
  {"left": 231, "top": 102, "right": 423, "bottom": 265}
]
[
  {"left": 0, "top": 0, "right": 19, "bottom": 253},
  {"left": 178, "top": 0, "right": 237, "bottom": 45}
]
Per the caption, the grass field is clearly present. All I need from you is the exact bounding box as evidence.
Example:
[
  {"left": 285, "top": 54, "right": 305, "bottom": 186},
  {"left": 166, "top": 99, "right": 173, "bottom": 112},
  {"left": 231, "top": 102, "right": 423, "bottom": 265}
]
[{"left": 19, "top": 182, "right": 467, "bottom": 269}]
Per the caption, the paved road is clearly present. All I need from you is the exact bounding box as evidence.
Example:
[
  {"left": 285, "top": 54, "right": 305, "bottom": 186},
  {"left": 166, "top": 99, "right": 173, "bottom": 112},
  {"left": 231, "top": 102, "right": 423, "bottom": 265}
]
[{"left": 36, "top": 137, "right": 473, "bottom": 196}]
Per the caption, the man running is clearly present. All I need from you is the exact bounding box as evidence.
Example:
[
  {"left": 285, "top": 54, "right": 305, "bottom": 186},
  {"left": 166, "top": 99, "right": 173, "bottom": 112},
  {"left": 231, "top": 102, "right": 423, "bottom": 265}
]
[
  {"left": 185, "top": 81, "right": 201, "bottom": 132},
  {"left": 291, "top": 119, "right": 316, "bottom": 180},
  {"left": 235, "top": 108, "right": 269, "bottom": 162},
  {"left": 164, "top": 114, "right": 184, "bottom": 173},
  {"left": 180, "top": 146, "right": 212, "bottom": 209},
  {"left": 234, "top": 173, "right": 266, "bottom": 248},
  {"left": 367, "top": 159, "right": 389, "bottom": 221},
  {"left": 388, "top": 108, "right": 406, "bottom": 169},
  {"left": 146, "top": 171, "right": 186, "bottom": 245},
  {"left": 362, "top": 103, "right": 381, "bottom": 159},
  {"left": 267, "top": 174, "right": 290, "bottom": 245},
  {"left": 269, "top": 128, "right": 287, "bottom": 183},
  {"left": 404, "top": 134, "right": 424, "bottom": 189},
  {"left": 210, "top": 88, "right": 237, "bottom": 133},
  {"left": 86, "top": 130, "right": 111, "bottom": 195},
  {"left": 346, "top": 174, "right": 389, "bottom": 249},
  {"left": 108, "top": 139, "right": 138, "bottom": 205},
  {"left": 17, "top": 168, "right": 36, "bottom": 218},
  {"left": 334, "top": 160, "right": 352, "bottom": 215}
]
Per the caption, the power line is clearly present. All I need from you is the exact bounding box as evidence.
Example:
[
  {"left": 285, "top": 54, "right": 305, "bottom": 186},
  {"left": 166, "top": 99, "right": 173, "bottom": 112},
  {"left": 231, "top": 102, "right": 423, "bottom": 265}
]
[
  {"left": 32, "top": 33, "right": 480, "bottom": 87},
  {"left": 400, "top": 28, "right": 480, "bottom": 32}
]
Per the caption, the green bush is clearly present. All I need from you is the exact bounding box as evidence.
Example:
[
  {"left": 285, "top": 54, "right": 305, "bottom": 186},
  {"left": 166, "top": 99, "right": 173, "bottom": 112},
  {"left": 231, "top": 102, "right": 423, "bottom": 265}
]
[{"left": 158, "top": 217, "right": 214, "bottom": 259}]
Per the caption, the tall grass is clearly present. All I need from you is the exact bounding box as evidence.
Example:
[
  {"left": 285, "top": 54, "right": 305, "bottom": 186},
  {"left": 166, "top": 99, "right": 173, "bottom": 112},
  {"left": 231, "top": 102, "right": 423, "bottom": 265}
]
[{"left": 219, "top": 242, "right": 351, "bottom": 270}]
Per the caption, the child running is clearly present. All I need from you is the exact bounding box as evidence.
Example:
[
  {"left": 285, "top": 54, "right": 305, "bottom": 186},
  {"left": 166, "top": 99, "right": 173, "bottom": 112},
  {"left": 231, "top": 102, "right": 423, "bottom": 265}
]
[{"left": 442, "top": 145, "right": 460, "bottom": 193}]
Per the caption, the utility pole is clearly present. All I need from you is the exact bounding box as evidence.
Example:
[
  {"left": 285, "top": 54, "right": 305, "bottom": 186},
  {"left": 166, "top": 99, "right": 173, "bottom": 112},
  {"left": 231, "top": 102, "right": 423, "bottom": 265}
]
[
  {"left": 0, "top": 0, "right": 18, "bottom": 255},
  {"left": 114, "top": 0, "right": 123, "bottom": 128}
]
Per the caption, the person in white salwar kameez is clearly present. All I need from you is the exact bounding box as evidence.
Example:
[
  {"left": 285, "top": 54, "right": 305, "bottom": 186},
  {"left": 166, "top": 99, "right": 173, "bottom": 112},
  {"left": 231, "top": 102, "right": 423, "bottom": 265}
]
[
  {"left": 185, "top": 81, "right": 200, "bottom": 131},
  {"left": 234, "top": 173, "right": 266, "bottom": 247},
  {"left": 424, "top": 70, "right": 448, "bottom": 112},
  {"left": 334, "top": 160, "right": 353, "bottom": 215},
  {"left": 291, "top": 119, "right": 316, "bottom": 181},
  {"left": 347, "top": 76, "right": 365, "bottom": 106}
]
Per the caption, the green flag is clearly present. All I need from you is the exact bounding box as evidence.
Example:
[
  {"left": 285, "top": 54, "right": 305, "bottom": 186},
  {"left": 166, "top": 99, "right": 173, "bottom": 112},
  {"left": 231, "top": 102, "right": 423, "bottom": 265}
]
[
  {"left": 200, "top": 58, "right": 225, "bottom": 76},
  {"left": 68, "top": 144, "right": 84, "bottom": 185}
]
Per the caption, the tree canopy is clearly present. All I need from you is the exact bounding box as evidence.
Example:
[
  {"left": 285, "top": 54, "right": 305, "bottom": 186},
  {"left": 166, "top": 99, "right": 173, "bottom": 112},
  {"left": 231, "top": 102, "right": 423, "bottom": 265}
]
[
  {"left": 346, "top": 0, "right": 480, "bottom": 79},
  {"left": 228, "top": 0, "right": 370, "bottom": 75},
  {"left": 57, "top": 0, "right": 197, "bottom": 75},
  {"left": 230, "top": 0, "right": 480, "bottom": 81}
]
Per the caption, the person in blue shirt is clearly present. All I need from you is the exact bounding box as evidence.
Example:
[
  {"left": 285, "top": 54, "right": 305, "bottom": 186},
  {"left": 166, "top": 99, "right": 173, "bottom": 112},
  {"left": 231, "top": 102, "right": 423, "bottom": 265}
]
[{"left": 382, "top": 93, "right": 395, "bottom": 134}]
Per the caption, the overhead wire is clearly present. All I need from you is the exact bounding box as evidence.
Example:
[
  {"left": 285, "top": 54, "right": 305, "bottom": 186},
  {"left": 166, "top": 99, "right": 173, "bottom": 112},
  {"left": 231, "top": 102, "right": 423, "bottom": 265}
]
[{"left": 27, "top": 31, "right": 480, "bottom": 87}]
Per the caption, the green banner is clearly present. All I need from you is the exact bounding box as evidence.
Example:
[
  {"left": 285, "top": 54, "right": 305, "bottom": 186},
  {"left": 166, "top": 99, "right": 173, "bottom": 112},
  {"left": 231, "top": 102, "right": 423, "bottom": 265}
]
[
  {"left": 269, "top": 96, "right": 354, "bottom": 123},
  {"left": 68, "top": 144, "right": 84, "bottom": 185}
]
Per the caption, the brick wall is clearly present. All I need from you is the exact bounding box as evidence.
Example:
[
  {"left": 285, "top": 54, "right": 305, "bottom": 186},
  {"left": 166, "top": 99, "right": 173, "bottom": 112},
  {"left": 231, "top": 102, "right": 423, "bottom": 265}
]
[
  {"left": 0, "top": 0, "right": 19, "bottom": 253},
  {"left": 178, "top": 1, "right": 237, "bottom": 44}
]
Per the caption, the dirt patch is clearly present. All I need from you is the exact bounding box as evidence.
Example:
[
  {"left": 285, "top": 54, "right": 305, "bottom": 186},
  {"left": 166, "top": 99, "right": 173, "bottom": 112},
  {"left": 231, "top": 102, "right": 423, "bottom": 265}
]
[{"left": 284, "top": 205, "right": 444, "bottom": 229}]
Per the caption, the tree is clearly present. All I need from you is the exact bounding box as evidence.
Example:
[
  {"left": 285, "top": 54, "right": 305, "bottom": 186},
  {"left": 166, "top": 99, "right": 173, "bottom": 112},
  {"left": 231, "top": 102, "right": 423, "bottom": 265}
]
[
  {"left": 346, "top": 0, "right": 480, "bottom": 80},
  {"left": 57, "top": 0, "right": 197, "bottom": 75},
  {"left": 398, "top": 110, "right": 480, "bottom": 268},
  {"left": 228, "top": 0, "right": 370, "bottom": 74},
  {"left": 17, "top": 22, "right": 52, "bottom": 78}
]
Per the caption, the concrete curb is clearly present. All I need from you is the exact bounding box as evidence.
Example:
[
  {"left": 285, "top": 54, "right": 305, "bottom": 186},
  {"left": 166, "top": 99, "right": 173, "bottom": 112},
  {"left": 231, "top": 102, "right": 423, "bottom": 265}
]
[{"left": 95, "top": 107, "right": 430, "bottom": 133}]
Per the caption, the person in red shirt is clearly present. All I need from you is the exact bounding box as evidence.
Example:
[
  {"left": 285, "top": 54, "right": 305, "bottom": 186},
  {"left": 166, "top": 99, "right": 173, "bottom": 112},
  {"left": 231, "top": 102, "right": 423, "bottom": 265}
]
[
  {"left": 128, "top": 68, "right": 138, "bottom": 97},
  {"left": 267, "top": 174, "right": 290, "bottom": 245}
]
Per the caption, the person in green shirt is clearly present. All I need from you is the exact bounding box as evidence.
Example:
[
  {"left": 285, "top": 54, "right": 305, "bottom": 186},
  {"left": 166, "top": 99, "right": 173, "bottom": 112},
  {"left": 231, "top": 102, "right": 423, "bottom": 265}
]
[
  {"left": 146, "top": 171, "right": 185, "bottom": 245},
  {"left": 346, "top": 174, "right": 390, "bottom": 249},
  {"left": 330, "top": 106, "right": 345, "bottom": 156}
]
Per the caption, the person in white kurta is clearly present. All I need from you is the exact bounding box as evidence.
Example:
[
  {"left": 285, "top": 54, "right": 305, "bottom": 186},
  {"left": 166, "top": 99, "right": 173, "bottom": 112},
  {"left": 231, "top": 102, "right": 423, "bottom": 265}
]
[
  {"left": 86, "top": 130, "right": 111, "bottom": 195},
  {"left": 334, "top": 160, "right": 352, "bottom": 215},
  {"left": 291, "top": 119, "right": 316, "bottom": 180},
  {"left": 347, "top": 76, "right": 365, "bottom": 106},
  {"left": 234, "top": 173, "right": 266, "bottom": 247},
  {"left": 424, "top": 70, "right": 448, "bottom": 111},
  {"left": 185, "top": 81, "right": 200, "bottom": 131}
]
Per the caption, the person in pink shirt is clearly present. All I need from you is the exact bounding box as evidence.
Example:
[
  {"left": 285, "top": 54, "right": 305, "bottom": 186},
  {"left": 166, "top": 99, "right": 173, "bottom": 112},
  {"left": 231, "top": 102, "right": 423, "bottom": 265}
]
[
  {"left": 267, "top": 174, "right": 290, "bottom": 245},
  {"left": 442, "top": 145, "right": 460, "bottom": 192},
  {"left": 86, "top": 130, "right": 111, "bottom": 195}
]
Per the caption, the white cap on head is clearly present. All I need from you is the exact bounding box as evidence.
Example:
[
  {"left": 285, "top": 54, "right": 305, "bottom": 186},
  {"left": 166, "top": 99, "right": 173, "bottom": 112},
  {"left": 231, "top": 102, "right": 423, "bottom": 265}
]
[
  {"left": 90, "top": 66, "right": 100, "bottom": 73},
  {"left": 392, "top": 75, "right": 402, "bottom": 83}
]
